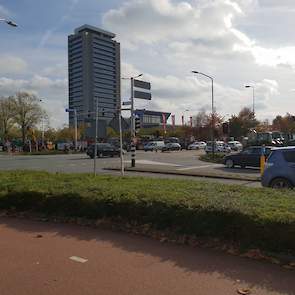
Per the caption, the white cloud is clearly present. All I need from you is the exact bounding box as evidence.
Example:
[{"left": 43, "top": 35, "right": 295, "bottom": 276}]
[
  {"left": 0, "top": 56, "right": 27, "bottom": 75},
  {"left": 0, "top": 4, "right": 10, "bottom": 17},
  {"left": 102, "top": 0, "right": 295, "bottom": 124},
  {"left": 0, "top": 75, "right": 68, "bottom": 128}
]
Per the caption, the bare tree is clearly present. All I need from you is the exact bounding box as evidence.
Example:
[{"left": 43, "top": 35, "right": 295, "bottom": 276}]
[
  {"left": 0, "top": 96, "right": 15, "bottom": 140},
  {"left": 11, "top": 92, "right": 44, "bottom": 145}
]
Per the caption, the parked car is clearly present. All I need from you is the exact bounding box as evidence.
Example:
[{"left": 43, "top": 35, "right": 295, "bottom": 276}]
[
  {"left": 144, "top": 141, "right": 165, "bottom": 152},
  {"left": 224, "top": 146, "right": 272, "bottom": 168},
  {"left": 205, "top": 141, "right": 231, "bottom": 154},
  {"left": 162, "top": 142, "right": 182, "bottom": 152},
  {"left": 262, "top": 147, "right": 295, "bottom": 189},
  {"left": 228, "top": 141, "right": 243, "bottom": 151},
  {"left": 86, "top": 143, "right": 120, "bottom": 158},
  {"left": 188, "top": 141, "right": 206, "bottom": 150}
]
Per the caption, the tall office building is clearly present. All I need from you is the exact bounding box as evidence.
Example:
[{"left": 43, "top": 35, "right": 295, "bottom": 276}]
[{"left": 68, "top": 25, "right": 120, "bottom": 137}]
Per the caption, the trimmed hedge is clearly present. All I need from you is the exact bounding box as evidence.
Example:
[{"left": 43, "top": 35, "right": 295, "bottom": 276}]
[{"left": 0, "top": 171, "right": 295, "bottom": 254}]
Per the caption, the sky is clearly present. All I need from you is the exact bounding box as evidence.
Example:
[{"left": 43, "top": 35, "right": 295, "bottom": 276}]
[{"left": 0, "top": 0, "right": 295, "bottom": 128}]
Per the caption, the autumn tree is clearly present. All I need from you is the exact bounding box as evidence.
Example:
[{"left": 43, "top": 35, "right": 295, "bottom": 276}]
[
  {"left": 0, "top": 96, "right": 15, "bottom": 140},
  {"left": 11, "top": 92, "right": 44, "bottom": 145},
  {"left": 272, "top": 113, "right": 295, "bottom": 133},
  {"left": 229, "top": 107, "right": 259, "bottom": 138}
]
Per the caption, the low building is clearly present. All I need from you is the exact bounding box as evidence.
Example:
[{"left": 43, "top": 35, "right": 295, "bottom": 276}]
[{"left": 134, "top": 109, "right": 171, "bottom": 129}]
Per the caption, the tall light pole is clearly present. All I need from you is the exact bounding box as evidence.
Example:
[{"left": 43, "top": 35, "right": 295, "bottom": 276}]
[
  {"left": 122, "top": 73, "right": 143, "bottom": 167},
  {"left": 192, "top": 70, "right": 215, "bottom": 156},
  {"left": 39, "top": 99, "right": 45, "bottom": 149},
  {"left": 93, "top": 98, "right": 99, "bottom": 176},
  {"left": 245, "top": 85, "right": 255, "bottom": 115},
  {"left": 0, "top": 18, "right": 17, "bottom": 27},
  {"left": 65, "top": 108, "right": 78, "bottom": 151}
]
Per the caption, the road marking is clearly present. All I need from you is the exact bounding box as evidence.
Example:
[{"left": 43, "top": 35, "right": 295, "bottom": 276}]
[
  {"left": 124, "top": 159, "right": 181, "bottom": 167},
  {"left": 69, "top": 256, "right": 88, "bottom": 263},
  {"left": 177, "top": 164, "right": 221, "bottom": 171}
]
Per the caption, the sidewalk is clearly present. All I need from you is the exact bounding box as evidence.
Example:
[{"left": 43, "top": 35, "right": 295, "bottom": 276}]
[{"left": 0, "top": 217, "right": 293, "bottom": 295}]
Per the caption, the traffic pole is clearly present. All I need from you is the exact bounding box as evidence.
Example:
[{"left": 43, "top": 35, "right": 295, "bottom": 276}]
[
  {"left": 131, "top": 77, "right": 136, "bottom": 167},
  {"left": 94, "top": 98, "right": 98, "bottom": 176},
  {"left": 260, "top": 145, "right": 266, "bottom": 176},
  {"left": 74, "top": 109, "right": 78, "bottom": 152},
  {"left": 118, "top": 105, "right": 124, "bottom": 176}
]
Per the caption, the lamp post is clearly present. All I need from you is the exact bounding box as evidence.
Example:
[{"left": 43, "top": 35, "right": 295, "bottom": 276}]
[
  {"left": 39, "top": 99, "right": 45, "bottom": 149},
  {"left": 245, "top": 85, "right": 255, "bottom": 115},
  {"left": 65, "top": 108, "right": 78, "bottom": 151},
  {"left": 122, "top": 73, "right": 143, "bottom": 167},
  {"left": 0, "top": 18, "right": 17, "bottom": 27},
  {"left": 192, "top": 70, "right": 215, "bottom": 156}
]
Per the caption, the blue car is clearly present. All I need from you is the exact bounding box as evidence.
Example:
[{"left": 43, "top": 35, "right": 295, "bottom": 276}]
[{"left": 261, "top": 147, "right": 295, "bottom": 189}]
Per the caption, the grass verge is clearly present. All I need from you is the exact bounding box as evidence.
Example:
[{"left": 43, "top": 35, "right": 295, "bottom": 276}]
[{"left": 0, "top": 171, "right": 295, "bottom": 255}]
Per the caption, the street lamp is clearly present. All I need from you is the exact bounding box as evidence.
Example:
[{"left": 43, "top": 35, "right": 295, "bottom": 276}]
[
  {"left": 65, "top": 108, "right": 78, "bottom": 151},
  {"left": 245, "top": 85, "right": 255, "bottom": 114},
  {"left": 39, "top": 99, "right": 46, "bottom": 149},
  {"left": 192, "top": 70, "right": 215, "bottom": 156},
  {"left": 0, "top": 18, "right": 17, "bottom": 27}
]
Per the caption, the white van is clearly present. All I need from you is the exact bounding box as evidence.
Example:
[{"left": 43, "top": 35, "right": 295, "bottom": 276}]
[{"left": 144, "top": 141, "right": 165, "bottom": 151}]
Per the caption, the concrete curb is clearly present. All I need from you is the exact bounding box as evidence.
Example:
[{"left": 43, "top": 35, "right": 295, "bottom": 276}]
[{"left": 104, "top": 167, "right": 261, "bottom": 182}]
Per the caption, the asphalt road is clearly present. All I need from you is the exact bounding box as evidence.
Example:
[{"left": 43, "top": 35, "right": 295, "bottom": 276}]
[
  {"left": 0, "top": 151, "right": 261, "bottom": 187},
  {"left": 0, "top": 217, "right": 294, "bottom": 295}
]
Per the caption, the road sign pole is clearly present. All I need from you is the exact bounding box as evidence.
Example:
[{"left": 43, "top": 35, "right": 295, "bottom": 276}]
[
  {"left": 118, "top": 105, "right": 124, "bottom": 176},
  {"left": 74, "top": 109, "right": 78, "bottom": 152},
  {"left": 131, "top": 77, "right": 136, "bottom": 167},
  {"left": 94, "top": 98, "right": 98, "bottom": 176}
]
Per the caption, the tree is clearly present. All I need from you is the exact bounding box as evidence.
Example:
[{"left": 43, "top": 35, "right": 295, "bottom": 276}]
[
  {"left": 0, "top": 96, "right": 15, "bottom": 140},
  {"left": 272, "top": 113, "right": 295, "bottom": 134},
  {"left": 228, "top": 107, "right": 259, "bottom": 138},
  {"left": 11, "top": 92, "right": 44, "bottom": 145}
]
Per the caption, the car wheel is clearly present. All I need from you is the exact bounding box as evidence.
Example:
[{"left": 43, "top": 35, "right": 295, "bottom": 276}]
[
  {"left": 225, "top": 159, "right": 234, "bottom": 168},
  {"left": 270, "top": 178, "right": 293, "bottom": 189}
]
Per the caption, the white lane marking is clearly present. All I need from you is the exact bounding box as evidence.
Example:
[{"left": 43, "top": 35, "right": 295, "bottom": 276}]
[
  {"left": 69, "top": 256, "right": 88, "bottom": 263},
  {"left": 177, "top": 164, "right": 221, "bottom": 171},
  {"left": 124, "top": 159, "right": 181, "bottom": 167}
]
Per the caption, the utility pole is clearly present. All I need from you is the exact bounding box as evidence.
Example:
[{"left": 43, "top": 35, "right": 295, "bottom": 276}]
[
  {"left": 130, "top": 77, "right": 136, "bottom": 167},
  {"left": 74, "top": 109, "right": 78, "bottom": 151},
  {"left": 192, "top": 71, "right": 215, "bottom": 157},
  {"left": 118, "top": 104, "right": 124, "bottom": 176},
  {"left": 94, "top": 97, "right": 98, "bottom": 176},
  {"left": 211, "top": 77, "right": 215, "bottom": 157},
  {"left": 245, "top": 85, "right": 255, "bottom": 115}
]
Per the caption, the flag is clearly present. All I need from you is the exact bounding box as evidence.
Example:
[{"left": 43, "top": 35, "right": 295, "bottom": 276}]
[
  {"left": 162, "top": 113, "right": 166, "bottom": 134},
  {"left": 133, "top": 79, "right": 152, "bottom": 100},
  {"left": 172, "top": 115, "right": 175, "bottom": 128}
]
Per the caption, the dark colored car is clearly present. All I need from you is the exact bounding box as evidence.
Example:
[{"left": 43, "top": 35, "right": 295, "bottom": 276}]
[
  {"left": 224, "top": 146, "right": 272, "bottom": 168},
  {"left": 86, "top": 143, "right": 120, "bottom": 158},
  {"left": 262, "top": 147, "right": 295, "bottom": 189},
  {"left": 162, "top": 142, "right": 182, "bottom": 152}
]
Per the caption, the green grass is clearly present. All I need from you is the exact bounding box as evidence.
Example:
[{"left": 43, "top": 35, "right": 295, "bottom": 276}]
[{"left": 0, "top": 171, "right": 295, "bottom": 254}]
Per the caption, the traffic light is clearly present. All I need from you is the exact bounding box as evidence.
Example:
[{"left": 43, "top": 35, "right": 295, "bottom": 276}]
[
  {"left": 222, "top": 122, "right": 229, "bottom": 134},
  {"left": 135, "top": 116, "right": 141, "bottom": 134}
]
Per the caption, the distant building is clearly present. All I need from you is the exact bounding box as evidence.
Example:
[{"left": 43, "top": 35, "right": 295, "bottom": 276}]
[
  {"left": 68, "top": 24, "right": 121, "bottom": 138},
  {"left": 134, "top": 109, "right": 171, "bottom": 129}
]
